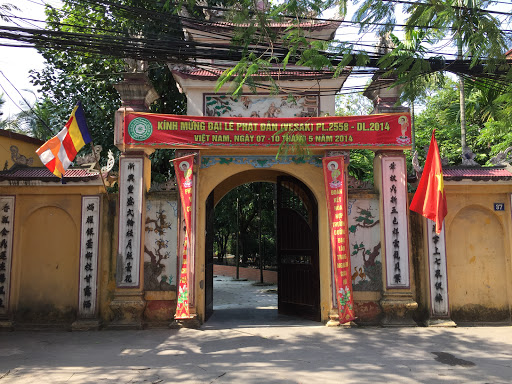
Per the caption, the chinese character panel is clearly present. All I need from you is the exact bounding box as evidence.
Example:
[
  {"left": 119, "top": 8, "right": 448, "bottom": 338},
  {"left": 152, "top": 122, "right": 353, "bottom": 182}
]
[
  {"left": 0, "top": 196, "right": 14, "bottom": 315},
  {"left": 117, "top": 157, "right": 144, "bottom": 287},
  {"left": 427, "top": 219, "right": 450, "bottom": 316},
  {"left": 381, "top": 157, "right": 410, "bottom": 288},
  {"left": 78, "top": 196, "right": 100, "bottom": 317}
]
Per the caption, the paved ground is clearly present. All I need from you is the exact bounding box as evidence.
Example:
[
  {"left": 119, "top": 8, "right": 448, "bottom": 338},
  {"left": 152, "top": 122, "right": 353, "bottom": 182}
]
[{"left": 1, "top": 275, "right": 511, "bottom": 383}]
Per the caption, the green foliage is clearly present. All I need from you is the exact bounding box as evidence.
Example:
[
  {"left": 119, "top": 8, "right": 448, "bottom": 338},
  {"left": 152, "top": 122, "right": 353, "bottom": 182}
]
[
  {"left": 335, "top": 93, "right": 374, "bottom": 180},
  {"left": 0, "top": 2, "right": 18, "bottom": 22},
  {"left": 214, "top": 182, "right": 276, "bottom": 269},
  {"left": 405, "top": 0, "right": 510, "bottom": 72},
  {"left": 21, "top": 0, "right": 512, "bottom": 175},
  {"left": 210, "top": 0, "right": 511, "bottom": 110},
  {"left": 412, "top": 77, "right": 512, "bottom": 166},
  {"left": 335, "top": 93, "right": 373, "bottom": 116},
  {"left": 30, "top": 0, "right": 185, "bottom": 176}
]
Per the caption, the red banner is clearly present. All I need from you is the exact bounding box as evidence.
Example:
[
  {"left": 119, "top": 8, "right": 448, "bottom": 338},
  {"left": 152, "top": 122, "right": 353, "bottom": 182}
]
[
  {"left": 323, "top": 156, "right": 355, "bottom": 324},
  {"left": 173, "top": 154, "right": 195, "bottom": 319},
  {"left": 123, "top": 113, "right": 411, "bottom": 149}
]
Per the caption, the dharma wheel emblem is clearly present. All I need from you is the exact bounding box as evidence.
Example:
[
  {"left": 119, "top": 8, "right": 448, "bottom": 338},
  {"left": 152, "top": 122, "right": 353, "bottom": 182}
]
[{"left": 128, "top": 117, "right": 153, "bottom": 141}]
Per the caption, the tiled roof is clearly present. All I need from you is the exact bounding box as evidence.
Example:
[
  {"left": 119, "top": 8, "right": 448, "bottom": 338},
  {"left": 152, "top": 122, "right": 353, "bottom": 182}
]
[
  {"left": 0, "top": 166, "right": 103, "bottom": 183},
  {"left": 443, "top": 167, "right": 512, "bottom": 181},
  {"left": 173, "top": 68, "right": 340, "bottom": 80},
  {"left": 183, "top": 19, "right": 340, "bottom": 31}
]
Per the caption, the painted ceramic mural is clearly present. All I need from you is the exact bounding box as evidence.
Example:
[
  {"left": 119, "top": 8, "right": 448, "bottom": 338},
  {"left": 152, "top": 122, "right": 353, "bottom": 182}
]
[
  {"left": 205, "top": 94, "right": 319, "bottom": 118},
  {"left": 144, "top": 198, "right": 178, "bottom": 291},
  {"left": 347, "top": 197, "right": 382, "bottom": 291}
]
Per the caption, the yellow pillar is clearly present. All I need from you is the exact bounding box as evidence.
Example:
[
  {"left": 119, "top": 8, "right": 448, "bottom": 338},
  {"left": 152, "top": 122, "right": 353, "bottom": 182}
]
[{"left": 374, "top": 151, "right": 418, "bottom": 326}]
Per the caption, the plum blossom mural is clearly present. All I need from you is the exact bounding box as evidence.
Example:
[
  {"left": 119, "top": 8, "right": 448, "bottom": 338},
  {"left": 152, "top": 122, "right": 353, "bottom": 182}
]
[
  {"left": 347, "top": 198, "right": 382, "bottom": 291},
  {"left": 144, "top": 198, "right": 178, "bottom": 291}
]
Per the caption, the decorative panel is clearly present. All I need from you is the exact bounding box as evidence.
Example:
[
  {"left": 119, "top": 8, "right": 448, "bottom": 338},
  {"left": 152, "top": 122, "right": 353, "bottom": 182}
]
[
  {"left": 78, "top": 196, "right": 100, "bottom": 317},
  {"left": 117, "top": 157, "right": 144, "bottom": 287},
  {"left": 0, "top": 196, "right": 14, "bottom": 315},
  {"left": 204, "top": 94, "right": 319, "bottom": 118},
  {"left": 427, "top": 219, "right": 449, "bottom": 317},
  {"left": 201, "top": 155, "right": 322, "bottom": 169},
  {"left": 381, "top": 156, "right": 410, "bottom": 288},
  {"left": 144, "top": 197, "right": 178, "bottom": 291},
  {"left": 347, "top": 197, "right": 382, "bottom": 291}
]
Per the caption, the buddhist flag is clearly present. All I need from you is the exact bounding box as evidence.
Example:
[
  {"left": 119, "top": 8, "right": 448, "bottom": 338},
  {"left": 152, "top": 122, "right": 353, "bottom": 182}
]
[
  {"left": 36, "top": 102, "right": 92, "bottom": 178},
  {"left": 410, "top": 129, "right": 447, "bottom": 233}
]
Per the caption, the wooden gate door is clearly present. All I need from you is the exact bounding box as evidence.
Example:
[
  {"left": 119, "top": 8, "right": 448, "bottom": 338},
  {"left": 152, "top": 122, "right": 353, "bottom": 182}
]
[
  {"left": 277, "top": 176, "right": 320, "bottom": 321},
  {"left": 205, "top": 191, "right": 214, "bottom": 321}
]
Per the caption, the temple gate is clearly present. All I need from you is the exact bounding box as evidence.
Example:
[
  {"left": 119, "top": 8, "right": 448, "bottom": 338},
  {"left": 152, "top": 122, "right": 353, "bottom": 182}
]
[
  {"left": 110, "top": 60, "right": 421, "bottom": 327},
  {"left": 1, "top": 17, "right": 511, "bottom": 330}
]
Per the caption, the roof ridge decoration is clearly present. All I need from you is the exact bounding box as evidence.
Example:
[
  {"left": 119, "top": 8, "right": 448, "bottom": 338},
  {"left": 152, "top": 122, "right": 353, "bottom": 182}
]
[
  {"left": 489, "top": 146, "right": 512, "bottom": 166},
  {"left": 10, "top": 145, "right": 34, "bottom": 167},
  {"left": 461, "top": 146, "right": 479, "bottom": 167},
  {"left": 75, "top": 145, "right": 115, "bottom": 175}
]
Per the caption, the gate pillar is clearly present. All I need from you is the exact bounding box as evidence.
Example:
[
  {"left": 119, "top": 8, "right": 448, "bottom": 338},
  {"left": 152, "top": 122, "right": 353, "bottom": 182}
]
[
  {"left": 110, "top": 72, "right": 157, "bottom": 329},
  {"left": 171, "top": 150, "right": 200, "bottom": 328},
  {"left": 374, "top": 151, "right": 418, "bottom": 326}
]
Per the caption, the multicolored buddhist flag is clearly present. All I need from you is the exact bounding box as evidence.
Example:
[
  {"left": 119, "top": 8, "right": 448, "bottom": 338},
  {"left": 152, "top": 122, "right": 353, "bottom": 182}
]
[
  {"left": 36, "top": 102, "right": 92, "bottom": 178},
  {"left": 410, "top": 130, "right": 448, "bottom": 234}
]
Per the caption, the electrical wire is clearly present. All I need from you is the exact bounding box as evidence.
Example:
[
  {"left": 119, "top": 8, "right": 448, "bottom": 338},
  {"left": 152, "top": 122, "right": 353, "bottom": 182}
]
[
  {"left": 0, "top": 71, "right": 54, "bottom": 135},
  {"left": 2, "top": 0, "right": 511, "bottom": 120}
]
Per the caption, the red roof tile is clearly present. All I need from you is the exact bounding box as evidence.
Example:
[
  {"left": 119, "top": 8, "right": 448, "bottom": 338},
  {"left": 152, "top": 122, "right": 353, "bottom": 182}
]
[
  {"left": 183, "top": 19, "right": 340, "bottom": 31},
  {"left": 173, "top": 68, "right": 340, "bottom": 80},
  {"left": 443, "top": 167, "right": 512, "bottom": 181},
  {"left": 0, "top": 167, "right": 103, "bottom": 182}
]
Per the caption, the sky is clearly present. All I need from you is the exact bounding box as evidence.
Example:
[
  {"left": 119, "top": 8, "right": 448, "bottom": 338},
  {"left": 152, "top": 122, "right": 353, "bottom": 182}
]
[{"left": 0, "top": 0, "right": 58, "bottom": 118}]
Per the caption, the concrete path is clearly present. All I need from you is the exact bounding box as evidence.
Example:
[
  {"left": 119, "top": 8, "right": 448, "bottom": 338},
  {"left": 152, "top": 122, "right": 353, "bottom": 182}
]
[{"left": 1, "top": 276, "right": 511, "bottom": 383}]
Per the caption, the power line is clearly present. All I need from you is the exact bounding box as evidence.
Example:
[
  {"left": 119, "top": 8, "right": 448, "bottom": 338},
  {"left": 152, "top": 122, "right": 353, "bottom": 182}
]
[
  {"left": 0, "top": 71, "right": 53, "bottom": 135},
  {"left": 7, "top": 0, "right": 511, "bottom": 63}
]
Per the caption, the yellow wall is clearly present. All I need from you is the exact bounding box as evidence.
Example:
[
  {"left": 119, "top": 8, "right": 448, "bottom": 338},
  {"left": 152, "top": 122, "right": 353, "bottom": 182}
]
[
  {"left": 3, "top": 185, "right": 106, "bottom": 323},
  {"left": 0, "top": 132, "right": 44, "bottom": 169},
  {"left": 444, "top": 184, "right": 512, "bottom": 322},
  {"left": 194, "top": 150, "right": 333, "bottom": 323}
]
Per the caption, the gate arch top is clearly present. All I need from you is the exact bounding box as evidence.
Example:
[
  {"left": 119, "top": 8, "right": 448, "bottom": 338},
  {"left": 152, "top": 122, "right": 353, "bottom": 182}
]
[{"left": 197, "top": 157, "right": 323, "bottom": 210}]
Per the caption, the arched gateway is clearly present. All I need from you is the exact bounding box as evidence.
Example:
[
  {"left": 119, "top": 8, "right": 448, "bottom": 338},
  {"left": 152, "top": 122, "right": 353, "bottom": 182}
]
[
  {"left": 111, "top": 69, "right": 420, "bottom": 327},
  {"left": 107, "top": 19, "right": 422, "bottom": 328},
  {"left": 205, "top": 170, "right": 321, "bottom": 322}
]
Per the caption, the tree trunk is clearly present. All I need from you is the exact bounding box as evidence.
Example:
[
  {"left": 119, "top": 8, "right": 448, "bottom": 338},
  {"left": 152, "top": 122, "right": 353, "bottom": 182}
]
[{"left": 458, "top": 0, "right": 467, "bottom": 152}]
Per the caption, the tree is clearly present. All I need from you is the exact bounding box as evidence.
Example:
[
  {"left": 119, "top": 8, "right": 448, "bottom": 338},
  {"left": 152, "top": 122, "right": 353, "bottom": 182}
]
[
  {"left": 412, "top": 77, "right": 512, "bottom": 166},
  {"left": 214, "top": 182, "right": 276, "bottom": 269},
  {"left": 335, "top": 93, "right": 374, "bottom": 179},
  {"left": 0, "top": 2, "right": 18, "bottom": 22},
  {"left": 214, "top": 190, "right": 237, "bottom": 263},
  {"left": 31, "top": 0, "right": 186, "bottom": 176},
  {"left": 335, "top": 93, "right": 373, "bottom": 116}
]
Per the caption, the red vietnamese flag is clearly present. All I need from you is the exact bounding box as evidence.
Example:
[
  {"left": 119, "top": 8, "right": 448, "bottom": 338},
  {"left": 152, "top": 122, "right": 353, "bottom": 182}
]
[{"left": 410, "top": 130, "right": 447, "bottom": 234}]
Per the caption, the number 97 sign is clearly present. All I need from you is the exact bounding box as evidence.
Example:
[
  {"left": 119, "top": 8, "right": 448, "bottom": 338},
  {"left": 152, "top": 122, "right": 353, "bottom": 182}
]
[{"left": 494, "top": 203, "right": 505, "bottom": 211}]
